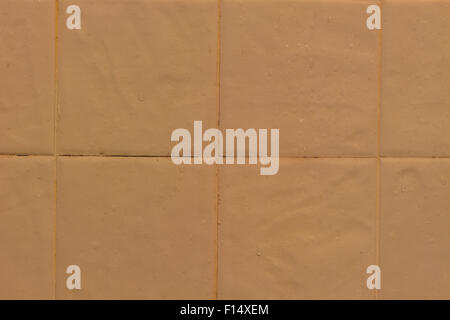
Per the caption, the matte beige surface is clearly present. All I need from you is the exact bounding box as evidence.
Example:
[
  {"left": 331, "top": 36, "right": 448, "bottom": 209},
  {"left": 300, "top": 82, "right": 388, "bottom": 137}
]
[
  {"left": 1, "top": 0, "right": 450, "bottom": 300},
  {"left": 218, "top": 158, "right": 376, "bottom": 299},
  {"left": 221, "top": 0, "right": 379, "bottom": 157},
  {"left": 0, "top": 0, "right": 54, "bottom": 155},
  {"left": 57, "top": 0, "right": 217, "bottom": 156},
  {"left": 381, "top": 0, "right": 450, "bottom": 156},
  {"left": 56, "top": 157, "right": 216, "bottom": 299},
  {"left": 0, "top": 156, "right": 54, "bottom": 299},
  {"left": 380, "top": 159, "right": 450, "bottom": 299}
]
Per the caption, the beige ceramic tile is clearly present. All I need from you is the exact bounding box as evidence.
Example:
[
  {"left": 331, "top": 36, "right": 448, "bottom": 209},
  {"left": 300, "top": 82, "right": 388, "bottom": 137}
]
[
  {"left": 57, "top": 0, "right": 218, "bottom": 156},
  {"left": 0, "top": 0, "right": 55, "bottom": 155},
  {"left": 218, "top": 158, "right": 376, "bottom": 299},
  {"left": 56, "top": 157, "right": 216, "bottom": 299},
  {"left": 380, "top": 159, "right": 450, "bottom": 299},
  {"left": 381, "top": 0, "right": 450, "bottom": 156},
  {"left": 221, "top": 0, "right": 379, "bottom": 157},
  {"left": 0, "top": 156, "right": 54, "bottom": 299}
]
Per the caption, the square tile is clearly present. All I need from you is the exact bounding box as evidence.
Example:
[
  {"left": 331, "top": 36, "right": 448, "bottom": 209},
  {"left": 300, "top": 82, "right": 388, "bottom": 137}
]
[
  {"left": 218, "top": 158, "right": 376, "bottom": 299},
  {"left": 0, "top": 156, "right": 54, "bottom": 299},
  {"left": 0, "top": 0, "right": 55, "bottom": 154},
  {"left": 220, "top": 0, "right": 379, "bottom": 157},
  {"left": 380, "top": 159, "right": 450, "bottom": 299},
  {"left": 56, "top": 157, "right": 216, "bottom": 299},
  {"left": 57, "top": 0, "right": 218, "bottom": 156},
  {"left": 381, "top": 0, "right": 450, "bottom": 156}
]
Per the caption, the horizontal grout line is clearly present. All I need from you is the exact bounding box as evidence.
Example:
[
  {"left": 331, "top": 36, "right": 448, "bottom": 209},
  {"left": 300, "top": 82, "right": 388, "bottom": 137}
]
[
  {"left": 0, "top": 154, "right": 54, "bottom": 157},
  {"left": 58, "top": 154, "right": 167, "bottom": 158},
  {"left": 1, "top": 154, "right": 450, "bottom": 160}
]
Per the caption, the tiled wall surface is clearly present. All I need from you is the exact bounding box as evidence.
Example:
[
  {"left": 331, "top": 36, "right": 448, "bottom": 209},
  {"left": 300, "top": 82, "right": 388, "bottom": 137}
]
[{"left": 0, "top": 0, "right": 449, "bottom": 299}]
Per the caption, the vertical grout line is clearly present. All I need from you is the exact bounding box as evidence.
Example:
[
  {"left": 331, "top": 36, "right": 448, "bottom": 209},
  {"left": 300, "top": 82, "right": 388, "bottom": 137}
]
[
  {"left": 216, "top": 0, "right": 222, "bottom": 130},
  {"left": 53, "top": 0, "right": 59, "bottom": 300},
  {"left": 375, "top": 0, "right": 383, "bottom": 300},
  {"left": 214, "top": 0, "right": 222, "bottom": 300},
  {"left": 215, "top": 166, "right": 220, "bottom": 300}
]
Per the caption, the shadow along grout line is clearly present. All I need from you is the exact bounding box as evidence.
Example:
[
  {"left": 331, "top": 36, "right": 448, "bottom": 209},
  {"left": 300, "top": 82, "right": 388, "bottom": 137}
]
[
  {"left": 375, "top": 0, "right": 383, "bottom": 300},
  {"left": 53, "top": 0, "right": 59, "bottom": 300},
  {"left": 214, "top": 0, "right": 222, "bottom": 300},
  {"left": 2, "top": 154, "right": 450, "bottom": 159}
]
